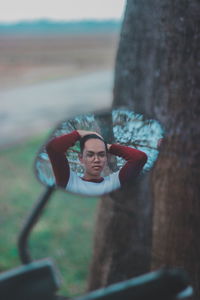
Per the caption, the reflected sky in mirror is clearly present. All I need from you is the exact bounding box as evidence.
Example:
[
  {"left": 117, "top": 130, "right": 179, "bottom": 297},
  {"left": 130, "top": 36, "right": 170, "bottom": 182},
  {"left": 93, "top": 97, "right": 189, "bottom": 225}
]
[{"left": 35, "top": 108, "right": 164, "bottom": 193}]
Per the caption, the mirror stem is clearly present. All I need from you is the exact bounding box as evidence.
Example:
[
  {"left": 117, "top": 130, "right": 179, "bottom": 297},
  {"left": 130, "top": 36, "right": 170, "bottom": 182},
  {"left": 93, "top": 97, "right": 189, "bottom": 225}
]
[{"left": 18, "top": 186, "right": 56, "bottom": 264}]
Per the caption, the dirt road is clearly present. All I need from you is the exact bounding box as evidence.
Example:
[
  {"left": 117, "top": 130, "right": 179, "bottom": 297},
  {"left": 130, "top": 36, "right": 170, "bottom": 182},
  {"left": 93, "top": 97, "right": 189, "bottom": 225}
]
[{"left": 0, "top": 70, "right": 113, "bottom": 148}]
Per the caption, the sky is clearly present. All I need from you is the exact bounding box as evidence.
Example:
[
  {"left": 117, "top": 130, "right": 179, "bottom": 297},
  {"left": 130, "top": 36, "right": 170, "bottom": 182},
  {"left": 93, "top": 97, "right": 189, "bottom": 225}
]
[{"left": 0, "top": 0, "right": 126, "bottom": 23}]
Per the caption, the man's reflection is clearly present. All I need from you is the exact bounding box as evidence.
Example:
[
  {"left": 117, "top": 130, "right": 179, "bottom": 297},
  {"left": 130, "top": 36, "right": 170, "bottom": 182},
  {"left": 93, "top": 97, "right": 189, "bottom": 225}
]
[{"left": 46, "top": 130, "right": 147, "bottom": 196}]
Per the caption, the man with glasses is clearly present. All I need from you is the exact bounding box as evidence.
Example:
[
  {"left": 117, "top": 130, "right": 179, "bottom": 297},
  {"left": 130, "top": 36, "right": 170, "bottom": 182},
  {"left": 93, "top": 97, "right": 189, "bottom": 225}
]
[{"left": 46, "top": 130, "right": 147, "bottom": 196}]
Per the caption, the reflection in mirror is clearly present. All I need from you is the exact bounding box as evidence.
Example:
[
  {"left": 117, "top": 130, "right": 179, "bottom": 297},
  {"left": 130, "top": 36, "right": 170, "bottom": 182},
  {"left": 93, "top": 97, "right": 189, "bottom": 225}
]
[{"left": 35, "top": 108, "right": 164, "bottom": 196}]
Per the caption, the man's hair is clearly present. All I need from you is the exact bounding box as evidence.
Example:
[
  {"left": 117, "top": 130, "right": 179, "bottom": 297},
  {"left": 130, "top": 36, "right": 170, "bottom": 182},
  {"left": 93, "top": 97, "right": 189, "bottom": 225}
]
[{"left": 79, "top": 134, "right": 108, "bottom": 153}]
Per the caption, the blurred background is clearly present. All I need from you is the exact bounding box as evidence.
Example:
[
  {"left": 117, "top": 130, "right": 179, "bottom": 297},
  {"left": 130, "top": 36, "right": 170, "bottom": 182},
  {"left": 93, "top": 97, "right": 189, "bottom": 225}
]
[{"left": 0, "top": 0, "right": 125, "bottom": 297}]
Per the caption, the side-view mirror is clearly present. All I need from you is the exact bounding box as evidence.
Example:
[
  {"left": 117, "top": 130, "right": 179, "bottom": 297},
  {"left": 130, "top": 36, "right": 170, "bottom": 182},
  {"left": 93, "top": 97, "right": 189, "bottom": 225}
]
[
  {"left": 34, "top": 107, "right": 164, "bottom": 197},
  {"left": 0, "top": 106, "right": 193, "bottom": 300}
]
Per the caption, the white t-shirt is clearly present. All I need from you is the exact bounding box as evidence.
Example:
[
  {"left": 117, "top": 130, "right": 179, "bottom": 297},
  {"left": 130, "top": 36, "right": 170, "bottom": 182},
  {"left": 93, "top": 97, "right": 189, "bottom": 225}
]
[{"left": 66, "top": 170, "right": 121, "bottom": 196}]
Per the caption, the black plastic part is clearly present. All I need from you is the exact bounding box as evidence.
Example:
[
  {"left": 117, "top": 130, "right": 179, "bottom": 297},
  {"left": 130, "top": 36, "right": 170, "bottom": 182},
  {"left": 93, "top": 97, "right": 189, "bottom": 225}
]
[
  {"left": 75, "top": 269, "right": 191, "bottom": 300},
  {"left": 0, "top": 259, "right": 60, "bottom": 300},
  {"left": 18, "top": 186, "right": 55, "bottom": 264}
]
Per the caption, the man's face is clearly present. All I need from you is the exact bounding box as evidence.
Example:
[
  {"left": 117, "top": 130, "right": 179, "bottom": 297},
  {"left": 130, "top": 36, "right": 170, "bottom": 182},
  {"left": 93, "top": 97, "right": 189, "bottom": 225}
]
[{"left": 79, "top": 138, "right": 107, "bottom": 179}]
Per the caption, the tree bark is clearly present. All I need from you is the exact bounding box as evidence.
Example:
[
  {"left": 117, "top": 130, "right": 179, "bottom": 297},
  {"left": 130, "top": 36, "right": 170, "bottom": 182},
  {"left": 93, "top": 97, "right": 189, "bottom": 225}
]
[
  {"left": 148, "top": 2, "right": 200, "bottom": 297},
  {"left": 88, "top": 0, "right": 200, "bottom": 296},
  {"left": 88, "top": 175, "right": 152, "bottom": 290}
]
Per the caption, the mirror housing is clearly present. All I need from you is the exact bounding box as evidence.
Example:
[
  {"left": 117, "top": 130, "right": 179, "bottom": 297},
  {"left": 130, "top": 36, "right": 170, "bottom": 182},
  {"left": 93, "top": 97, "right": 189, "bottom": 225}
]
[{"left": 34, "top": 108, "right": 164, "bottom": 197}]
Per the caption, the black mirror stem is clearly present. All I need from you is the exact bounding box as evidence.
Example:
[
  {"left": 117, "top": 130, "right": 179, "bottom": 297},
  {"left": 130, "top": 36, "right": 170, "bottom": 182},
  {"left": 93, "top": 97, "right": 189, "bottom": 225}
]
[{"left": 18, "top": 186, "right": 56, "bottom": 264}]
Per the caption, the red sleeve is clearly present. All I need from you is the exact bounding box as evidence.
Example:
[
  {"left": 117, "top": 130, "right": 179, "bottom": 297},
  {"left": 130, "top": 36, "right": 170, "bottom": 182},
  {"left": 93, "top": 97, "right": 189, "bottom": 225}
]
[
  {"left": 109, "top": 144, "right": 147, "bottom": 185},
  {"left": 46, "top": 130, "right": 80, "bottom": 188}
]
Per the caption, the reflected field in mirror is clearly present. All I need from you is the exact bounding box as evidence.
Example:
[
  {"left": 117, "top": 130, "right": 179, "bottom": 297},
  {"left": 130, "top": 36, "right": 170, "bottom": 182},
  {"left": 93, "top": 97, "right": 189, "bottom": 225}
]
[{"left": 35, "top": 108, "right": 164, "bottom": 196}]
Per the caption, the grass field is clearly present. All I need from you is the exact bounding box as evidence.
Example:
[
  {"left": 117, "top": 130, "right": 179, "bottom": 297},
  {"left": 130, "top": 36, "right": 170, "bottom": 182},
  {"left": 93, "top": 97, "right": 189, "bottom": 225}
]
[
  {"left": 0, "top": 133, "right": 99, "bottom": 297},
  {"left": 0, "top": 31, "right": 118, "bottom": 297},
  {"left": 0, "top": 33, "right": 118, "bottom": 89}
]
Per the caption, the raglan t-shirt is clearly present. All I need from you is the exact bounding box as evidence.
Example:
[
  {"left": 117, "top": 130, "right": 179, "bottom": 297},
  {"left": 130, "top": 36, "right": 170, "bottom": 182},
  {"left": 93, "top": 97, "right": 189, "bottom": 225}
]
[
  {"left": 46, "top": 130, "right": 147, "bottom": 196},
  {"left": 66, "top": 170, "right": 120, "bottom": 196}
]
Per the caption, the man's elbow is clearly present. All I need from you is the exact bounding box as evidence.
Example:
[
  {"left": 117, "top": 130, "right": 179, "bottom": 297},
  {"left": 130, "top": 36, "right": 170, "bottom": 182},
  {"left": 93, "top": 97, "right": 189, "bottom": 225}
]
[
  {"left": 139, "top": 151, "right": 148, "bottom": 166},
  {"left": 46, "top": 139, "right": 55, "bottom": 154}
]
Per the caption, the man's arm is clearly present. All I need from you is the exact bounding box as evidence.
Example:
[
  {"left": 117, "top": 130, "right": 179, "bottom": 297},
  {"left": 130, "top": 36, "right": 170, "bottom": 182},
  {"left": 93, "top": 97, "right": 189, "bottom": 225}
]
[
  {"left": 46, "top": 130, "right": 80, "bottom": 188},
  {"left": 46, "top": 129, "right": 102, "bottom": 188},
  {"left": 108, "top": 144, "right": 147, "bottom": 185}
]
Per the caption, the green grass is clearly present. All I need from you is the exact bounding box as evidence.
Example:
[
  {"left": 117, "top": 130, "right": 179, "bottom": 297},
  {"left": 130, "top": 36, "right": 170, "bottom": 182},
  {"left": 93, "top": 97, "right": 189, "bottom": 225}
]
[{"left": 0, "top": 133, "right": 99, "bottom": 297}]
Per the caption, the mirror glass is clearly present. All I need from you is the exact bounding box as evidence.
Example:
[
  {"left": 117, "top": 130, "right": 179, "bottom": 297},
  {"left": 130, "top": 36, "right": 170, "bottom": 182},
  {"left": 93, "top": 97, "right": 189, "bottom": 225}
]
[{"left": 34, "top": 108, "right": 164, "bottom": 196}]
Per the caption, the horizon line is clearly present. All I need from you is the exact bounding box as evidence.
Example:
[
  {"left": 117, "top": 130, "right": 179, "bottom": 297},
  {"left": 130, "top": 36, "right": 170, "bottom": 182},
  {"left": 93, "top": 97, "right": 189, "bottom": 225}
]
[{"left": 0, "top": 17, "right": 122, "bottom": 25}]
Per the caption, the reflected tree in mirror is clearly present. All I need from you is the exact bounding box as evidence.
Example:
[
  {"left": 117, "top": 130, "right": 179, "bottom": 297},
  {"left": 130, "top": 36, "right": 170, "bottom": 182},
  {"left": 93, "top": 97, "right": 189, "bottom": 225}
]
[{"left": 35, "top": 108, "right": 164, "bottom": 195}]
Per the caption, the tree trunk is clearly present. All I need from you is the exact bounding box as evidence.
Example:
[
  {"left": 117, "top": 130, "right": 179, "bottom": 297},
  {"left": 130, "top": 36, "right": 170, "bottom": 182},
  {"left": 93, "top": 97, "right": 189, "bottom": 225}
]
[
  {"left": 87, "top": 175, "right": 152, "bottom": 290},
  {"left": 148, "top": 2, "right": 200, "bottom": 297},
  {"left": 88, "top": 0, "right": 200, "bottom": 296}
]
